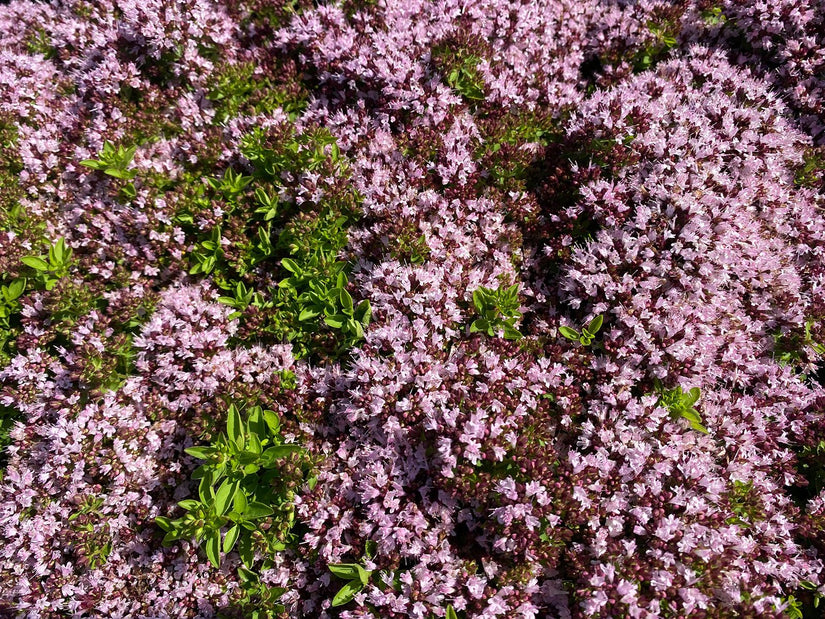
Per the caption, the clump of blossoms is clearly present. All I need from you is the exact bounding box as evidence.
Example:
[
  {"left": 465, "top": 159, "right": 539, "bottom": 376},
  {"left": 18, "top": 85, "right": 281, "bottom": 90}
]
[{"left": 1, "top": 0, "right": 825, "bottom": 617}]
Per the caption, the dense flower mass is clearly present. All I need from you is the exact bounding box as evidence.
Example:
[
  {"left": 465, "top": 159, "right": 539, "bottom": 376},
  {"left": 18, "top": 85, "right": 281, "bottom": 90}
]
[{"left": 1, "top": 0, "right": 824, "bottom": 617}]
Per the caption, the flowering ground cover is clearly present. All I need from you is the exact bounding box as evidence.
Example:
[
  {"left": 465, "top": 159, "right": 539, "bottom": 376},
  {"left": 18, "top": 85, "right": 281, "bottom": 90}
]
[{"left": 1, "top": 0, "right": 825, "bottom": 616}]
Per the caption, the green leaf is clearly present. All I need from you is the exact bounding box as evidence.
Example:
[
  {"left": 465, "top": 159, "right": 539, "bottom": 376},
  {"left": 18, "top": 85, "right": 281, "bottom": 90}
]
[
  {"left": 356, "top": 565, "right": 371, "bottom": 586},
  {"left": 470, "top": 319, "right": 490, "bottom": 334},
  {"left": 227, "top": 405, "right": 243, "bottom": 447},
  {"left": 51, "top": 238, "right": 65, "bottom": 264},
  {"left": 677, "top": 407, "right": 709, "bottom": 434},
  {"left": 247, "top": 431, "right": 262, "bottom": 455},
  {"left": 472, "top": 289, "right": 485, "bottom": 313},
  {"left": 783, "top": 596, "right": 803, "bottom": 619},
  {"left": 205, "top": 530, "right": 221, "bottom": 568},
  {"left": 558, "top": 326, "right": 579, "bottom": 340},
  {"left": 233, "top": 489, "right": 248, "bottom": 514},
  {"left": 120, "top": 182, "right": 137, "bottom": 199},
  {"left": 104, "top": 167, "right": 136, "bottom": 180},
  {"left": 5, "top": 278, "right": 25, "bottom": 300},
  {"left": 339, "top": 288, "right": 354, "bottom": 312},
  {"left": 686, "top": 387, "right": 700, "bottom": 405},
  {"left": 238, "top": 529, "right": 255, "bottom": 568},
  {"left": 246, "top": 406, "right": 266, "bottom": 438},
  {"left": 355, "top": 300, "right": 371, "bottom": 323},
  {"left": 263, "top": 410, "right": 280, "bottom": 435},
  {"left": 256, "top": 227, "right": 272, "bottom": 253},
  {"left": 202, "top": 256, "right": 216, "bottom": 274},
  {"left": 154, "top": 516, "right": 175, "bottom": 532},
  {"left": 689, "top": 420, "right": 710, "bottom": 434},
  {"left": 329, "top": 564, "right": 361, "bottom": 580},
  {"left": 262, "top": 444, "right": 302, "bottom": 465},
  {"left": 177, "top": 499, "right": 201, "bottom": 511},
  {"left": 21, "top": 256, "right": 49, "bottom": 271},
  {"left": 587, "top": 314, "right": 603, "bottom": 335},
  {"left": 503, "top": 325, "right": 522, "bottom": 340},
  {"left": 244, "top": 502, "right": 274, "bottom": 519},
  {"left": 680, "top": 408, "right": 702, "bottom": 424},
  {"left": 191, "top": 464, "right": 209, "bottom": 480},
  {"left": 215, "top": 480, "right": 238, "bottom": 516},
  {"left": 447, "top": 605, "right": 458, "bottom": 619},
  {"left": 233, "top": 449, "right": 256, "bottom": 467},
  {"left": 199, "top": 474, "right": 215, "bottom": 503},
  {"left": 324, "top": 314, "right": 346, "bottom": 329},
  {"left": 299, "top": 307, "right": 320, "bottom": 321},
  {"left": 255, "top": 187, "right": 274, "bottom": 205},
  {"left": 331, "top": 580, "right": 363, "bottom": 607},
  {"left": 281, "top": 258, "right": 300, "bottom": 274},
  {"left": 237, "top": 566, "right": 258, "bottom": 584},
  {"left": 223, "top": 524, "right": 240, "bottom": 553},
  {"left": 80, "top": 159, "right": 105, "bottom": 170},
  {"left": 184, "top": 446, "right": 217, "bottom": 460}
]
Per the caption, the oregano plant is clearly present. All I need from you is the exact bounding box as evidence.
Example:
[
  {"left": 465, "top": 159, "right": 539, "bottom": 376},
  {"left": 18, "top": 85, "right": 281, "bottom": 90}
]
[
  {"left": 328, "top": 561, "right": 374, "bottom": 607},
  {"left": 156, "top": 402, "right": 311, "bottom": 570},
  {"left": 21, "top": 237, "right": 73, "bottom": 291},
  {"left": 80, "top": 141, "right": 138, "bottom": 199},
  {"left": 559, "top": 314, "right": 603, "bottom": 347},
  {"left": 80, "top": 141, "right": 137, "bottom": 180},
  {"left": 654, "top": 381, "right": 709, "bottom": 434},
  {"left": 469, "top": 283, "right": 523, "bottom": 340}
]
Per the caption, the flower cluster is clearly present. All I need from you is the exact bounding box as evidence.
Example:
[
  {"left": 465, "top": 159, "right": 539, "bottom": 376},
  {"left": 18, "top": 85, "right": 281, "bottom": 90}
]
[{"left": 1, "top": 0, "right": 824, "bottom": 617}]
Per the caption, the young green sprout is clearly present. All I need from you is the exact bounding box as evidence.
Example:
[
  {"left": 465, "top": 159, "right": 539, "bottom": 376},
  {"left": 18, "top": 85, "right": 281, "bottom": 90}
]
[
  {"left": 655, "top": 381, "right": 709, "bottom": 434},
  {"left": 80, "top": 141, "right": 137, "bottom": 180},
  {"left": 155, "top": 403, "right": 307, "bottom": 569},
  {"left": 21, "top": 238, "right": 73, "bottom": 291},
  {"left": 559, "top": 314, "right": 603, "bottom": 346},
  {"left": 328, "top": 562, "right": 373, "bottom": 607},
  {"left": 469, "top": 283, "right": 523, "bottom": 340}
]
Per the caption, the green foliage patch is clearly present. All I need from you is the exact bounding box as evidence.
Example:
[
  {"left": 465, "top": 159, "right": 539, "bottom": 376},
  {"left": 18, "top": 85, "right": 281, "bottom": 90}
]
[
  {"left": 178, "top": 126, "right": 370, "bottom": 363},
  {"left": 432, "top": 40, "right": 487, "bottom": 104},
  {"left": 156, "top": 402, "right": 313, "bottom": 573},
  {"left": 469, "top": 284, "right": 523, "bottom": 340},
  {"left": 559, "top": 314, "right": 603, "bottom": 347},
  {"left": 653, "top": 381, "right": 709, "bottom": 434},
  {"left": 207, "top": 61, "right": 307, "bottom": 123}
]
